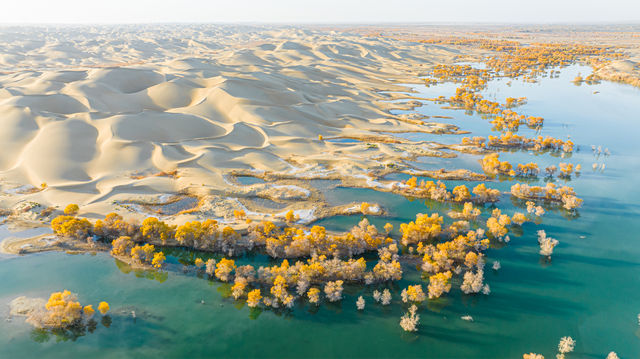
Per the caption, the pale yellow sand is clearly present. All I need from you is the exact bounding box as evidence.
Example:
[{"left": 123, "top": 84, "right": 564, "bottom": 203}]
[{"left": 0, "top": 26, "right": 469, "bottom": 224}]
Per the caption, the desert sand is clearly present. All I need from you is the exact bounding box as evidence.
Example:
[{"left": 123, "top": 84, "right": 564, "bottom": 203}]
[{"left": 0, "top": 25, "right": 473, "bottom": 228}]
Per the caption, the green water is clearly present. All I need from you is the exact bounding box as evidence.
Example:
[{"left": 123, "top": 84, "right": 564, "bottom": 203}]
[{"left": 2, "top": 65, "right": 640, "bottom": 358}]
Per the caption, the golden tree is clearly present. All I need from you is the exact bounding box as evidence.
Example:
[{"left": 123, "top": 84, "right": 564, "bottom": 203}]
[
  {"left": 51, "top": 215, "right": 93, "bottom": 240},
  {"left": 63, "top": 204, "right": 79, "bottom": 216},
  {"left": 98, "top": 301, "right": 110, "bottom": 315},
  {"left": 247, "top": 289, "right": 262, "bottom": 308},
  {"left": 140, "top": 217, "right": 174, "bottom": 244},
  {"left": 152, "top": 252, "right": 166, "bottom": 268}
]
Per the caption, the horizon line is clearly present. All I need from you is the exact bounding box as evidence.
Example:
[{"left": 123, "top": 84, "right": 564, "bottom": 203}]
[{"left": 0, "top": 21, "right": 639, "bottom": 27}]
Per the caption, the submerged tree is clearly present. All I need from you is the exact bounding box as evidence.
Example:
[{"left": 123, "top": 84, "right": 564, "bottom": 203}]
[
  {"left": 401, "top": 285, "right": 426, "bottom": 303},
  {"left": 399, "top": 305, "right": 420, "bottom": 332},
  {"left": 538, "top": 230, "right": 559, "bottom": 257},
  {"left": 557, "top": 336, "right": 575, "bottom": 359},
  {"left": 247, "top": 289, "right": 262, "bottom": 308},
  {"left": 215, "top": 258, "right": 236, "bottom": 282},
  {"left": 307, "top": 288, "right": 321, "bottom": 306},
  {"left": 324, "top": 280, "right": 344, "bottom": 302},
  {"left": 428, "top": 271, "right": 452, "bottom": 299}
]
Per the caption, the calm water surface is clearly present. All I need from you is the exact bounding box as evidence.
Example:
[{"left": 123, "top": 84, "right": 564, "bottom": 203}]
[{"left": 1, "top": 65, "right": 640, "bottom": 358}]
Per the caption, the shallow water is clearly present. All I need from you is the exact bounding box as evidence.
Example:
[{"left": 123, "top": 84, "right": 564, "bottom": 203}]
[
  {"left": 2, "top": 64, "right": 640, "bottom": 358},
  {"left": 325, "top": 137, "right": 362, "bottom": 144},
  {"left": 235, "top": 176, "right": 267, "bottom": 185}
]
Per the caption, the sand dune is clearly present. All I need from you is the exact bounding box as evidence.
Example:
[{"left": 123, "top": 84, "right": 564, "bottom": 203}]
[{"left": 0, "top": 25, "right": 465, "bottom": 223}]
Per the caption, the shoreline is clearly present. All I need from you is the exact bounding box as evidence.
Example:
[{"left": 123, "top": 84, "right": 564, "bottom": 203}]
[{"left": 0, "top": 232, "right": 108, "bottom": 255}]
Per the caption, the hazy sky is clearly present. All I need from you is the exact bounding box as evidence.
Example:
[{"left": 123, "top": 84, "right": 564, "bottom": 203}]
[{"left": 2, "top": 0, "right": 639, "bottom": 24}]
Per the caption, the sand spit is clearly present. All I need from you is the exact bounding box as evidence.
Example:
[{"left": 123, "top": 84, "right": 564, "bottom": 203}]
[
  {"left": 9, "top": 296, "right": 46, "bottom": 317},
  {"left": 0, "top": 232, "right": 107, "bottom": 255},
  {"left": 594, "top": 57, "right": 640, "bottom": 87},
  {"left": 0, "top": 25, "right": 472, "bottom": 224}
]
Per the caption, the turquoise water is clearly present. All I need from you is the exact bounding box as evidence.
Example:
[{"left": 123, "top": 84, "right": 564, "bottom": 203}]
[{"left": 2, "top": 65, "right": 640, "bottom": 358}]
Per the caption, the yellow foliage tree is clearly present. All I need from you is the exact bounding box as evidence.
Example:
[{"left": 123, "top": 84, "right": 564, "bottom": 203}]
[
  {"left": 44, "top": 290, "right": 82, "bottom": 327},
  {"left": 94, "top": 213, "right": 133, "bottom": 240},
  {"left": 152, "top": 252, "right": 166, "bottom": 268},
  {"left": 428, "top": 271, "right": 452, "bottom": 299},
  {"left": 247, "top": 289, "right": 262, "bottom": 307},
  {"left": 63, "top": 204, "right": 79, "bottom": 216},
  {"left": 360, "top": 202, "right": 371, "bottom": 214},
  {"left": 452, "top": 185, "right": 471, "bottom": 202},
  {"left": 83, "top": 305, "right": 95, "bottom": 318},
  {"left": 215, "top": 258, "right": 236, "bottom": 282},
  {"left": 233, "top": 210, "right": 246, "bottom": 220},
  {"left": 98, "top": 301, "right": 109, "bottom": 315},
  {"left": 400, "top": 213, "right": 443, "bottom": 246},
  {"left": 111, "top": 236, "right": 133, "bottom": 256},
  {"left": 307, "top": 287, "right": 321, "bottom": 305},
  {"left": 140, "top": 217, "right": 174, "bottom": 244},
  {"left": 130, "top": 243, "right": 155, "bottom": 264},
  {"left": 285, "top": 210, "right": 298, "bottom": 224},
  {"left": 51, "top": 215, "right": 93, "bottom": 240}
]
